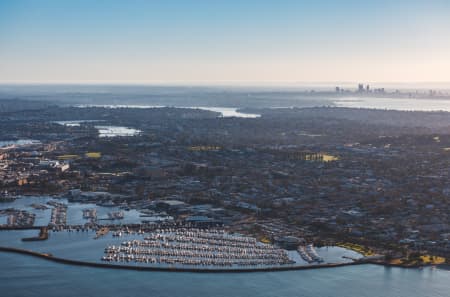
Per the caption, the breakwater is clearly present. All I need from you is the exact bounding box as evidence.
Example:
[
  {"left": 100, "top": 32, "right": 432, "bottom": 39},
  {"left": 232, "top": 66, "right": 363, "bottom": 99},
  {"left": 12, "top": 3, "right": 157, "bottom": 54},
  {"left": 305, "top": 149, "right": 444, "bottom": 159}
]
[{"left": 0, "top": 245, "right": 366, "bottom": 273}]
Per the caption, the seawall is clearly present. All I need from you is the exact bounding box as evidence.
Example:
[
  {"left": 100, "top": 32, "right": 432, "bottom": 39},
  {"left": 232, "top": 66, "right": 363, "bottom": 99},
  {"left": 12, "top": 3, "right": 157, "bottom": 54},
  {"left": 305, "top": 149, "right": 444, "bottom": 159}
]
[{"left": 0, "top": 246, "right": 365, "bottom": 273}]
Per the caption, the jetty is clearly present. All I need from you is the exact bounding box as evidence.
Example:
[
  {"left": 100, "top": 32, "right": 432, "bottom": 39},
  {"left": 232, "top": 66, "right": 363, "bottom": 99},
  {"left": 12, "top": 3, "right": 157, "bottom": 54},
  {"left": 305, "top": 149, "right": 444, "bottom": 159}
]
[{"left": 21, "top": 227, "right": 49, "bottom": 241}]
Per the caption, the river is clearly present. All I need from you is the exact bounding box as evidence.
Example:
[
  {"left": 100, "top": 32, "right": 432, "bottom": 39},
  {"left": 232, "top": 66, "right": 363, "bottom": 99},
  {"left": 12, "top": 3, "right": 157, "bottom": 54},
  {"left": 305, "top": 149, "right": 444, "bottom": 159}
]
[
  {"left": 75, "top": 104, "right": 261, "bottom": 118},
  {"left": 334, "top": 97, "right": 450, "bottom": 111}
]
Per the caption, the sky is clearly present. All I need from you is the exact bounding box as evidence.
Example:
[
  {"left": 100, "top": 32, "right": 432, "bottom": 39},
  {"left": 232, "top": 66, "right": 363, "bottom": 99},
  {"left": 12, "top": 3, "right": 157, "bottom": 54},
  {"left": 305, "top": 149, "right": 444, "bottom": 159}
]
[{"left": 0, "top": 0, "right": 450, "bottom": 84}]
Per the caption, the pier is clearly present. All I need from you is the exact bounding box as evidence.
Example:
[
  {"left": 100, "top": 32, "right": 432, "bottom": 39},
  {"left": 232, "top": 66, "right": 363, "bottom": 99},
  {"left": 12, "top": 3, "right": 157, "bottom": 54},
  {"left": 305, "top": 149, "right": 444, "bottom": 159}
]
[{"left": 21, "top": 227, "right": 49, "bottom": 241}]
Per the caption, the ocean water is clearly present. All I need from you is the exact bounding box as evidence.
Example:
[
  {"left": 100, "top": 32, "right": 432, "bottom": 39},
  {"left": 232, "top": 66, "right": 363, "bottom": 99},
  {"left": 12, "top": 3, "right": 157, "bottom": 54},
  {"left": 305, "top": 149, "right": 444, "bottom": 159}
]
[{"left": 0, "top": 253, "right": 448, "bottom": 297}]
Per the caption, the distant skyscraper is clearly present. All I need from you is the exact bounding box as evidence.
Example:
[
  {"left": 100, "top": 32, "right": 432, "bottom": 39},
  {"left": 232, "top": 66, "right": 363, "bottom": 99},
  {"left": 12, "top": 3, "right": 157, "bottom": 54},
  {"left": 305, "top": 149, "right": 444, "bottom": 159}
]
[{"left": 358, "top": 84, "right": 364, "bottom": 92}]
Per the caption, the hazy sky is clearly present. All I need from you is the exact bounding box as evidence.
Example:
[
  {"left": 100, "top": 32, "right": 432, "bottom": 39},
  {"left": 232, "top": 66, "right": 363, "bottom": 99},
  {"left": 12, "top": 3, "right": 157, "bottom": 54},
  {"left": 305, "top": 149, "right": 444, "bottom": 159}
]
[{"left": 1, "top": 0, "right": 450, "bottom": 84}]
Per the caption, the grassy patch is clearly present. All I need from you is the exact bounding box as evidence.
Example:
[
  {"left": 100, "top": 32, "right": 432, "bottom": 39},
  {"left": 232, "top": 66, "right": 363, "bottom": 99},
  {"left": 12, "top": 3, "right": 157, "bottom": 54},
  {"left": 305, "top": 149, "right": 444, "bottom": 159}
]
[
  {"left": 259, "top": 236, "right": 271, "bottom": 244},
  {"left": 85, "top": 152, "right": 102, "bottom": 158},
  {"left": 57, "top": 154, "right": 80, "bottom": 160},
  {"left": 420, "top": 255, "right": 446, "bottom": 264},
  {"left": 336, "top": 242, "right": 375, "bottom": 256}
]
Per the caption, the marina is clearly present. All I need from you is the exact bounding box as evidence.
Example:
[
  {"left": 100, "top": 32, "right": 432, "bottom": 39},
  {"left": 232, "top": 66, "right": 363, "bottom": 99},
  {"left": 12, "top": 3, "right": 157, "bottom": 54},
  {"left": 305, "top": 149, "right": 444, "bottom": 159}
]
[
  {"left": 0, "top": 196, "right": 152, "bottom": 227},
  {"left": 49, "top": 202, "right": 67, "bottom": 227},
  {"left": 0, "top": 225, "right": 363, "bottom": 271},
  {"left": 106, "top": 211, "right": 124, "bottom": 220},
  {"left": 82, "top": 208, "right": 97, "bottom": 220},
  {"left": 298, "top": 244, "right": 324, "bottom": 263},
  {"left": 102, "top": 228, "right": 294, "bottom": 267},
  {"left": 0, "top": 196, "right": 364, "bottom": 270}
]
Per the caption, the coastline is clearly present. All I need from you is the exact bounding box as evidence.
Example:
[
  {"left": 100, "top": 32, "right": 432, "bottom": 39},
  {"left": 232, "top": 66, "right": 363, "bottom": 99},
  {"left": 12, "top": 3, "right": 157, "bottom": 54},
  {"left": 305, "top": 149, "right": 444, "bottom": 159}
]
[{"left": 0, "top": 245, "right": 438, "bottom": 273}]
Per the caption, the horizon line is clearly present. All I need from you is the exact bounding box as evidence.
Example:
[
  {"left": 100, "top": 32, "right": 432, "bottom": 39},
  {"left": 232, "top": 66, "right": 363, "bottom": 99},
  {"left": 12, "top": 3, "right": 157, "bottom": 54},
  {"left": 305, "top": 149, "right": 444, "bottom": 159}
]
[{"left": 1, "top": 80, "right": 450, "bottom": 86}]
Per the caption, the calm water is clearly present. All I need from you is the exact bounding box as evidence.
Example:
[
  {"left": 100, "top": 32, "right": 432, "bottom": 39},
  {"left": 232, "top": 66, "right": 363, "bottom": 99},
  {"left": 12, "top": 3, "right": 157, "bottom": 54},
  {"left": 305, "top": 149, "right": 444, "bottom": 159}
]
[
  {"left": 53, "top": 121, "right": 142, "bottom": 137},
  {"left": 0, "top": 196, "right": 150, "bottom": 226},
  {"left": 0, "top": 253, "right": 448, "bottom": 297},
  {"left": 94, "top": 126, "right": 142, "bottom": 137},
  {"left": 0, "top": 139, "right": 40, "bottom": 148},
  {"left": 335, "top": 97, "right": 450, "bottom": 111},
  {"left": 1, "top": 197, "right": 361, "bottom": 269},
  {"left": 197, "top": 107, "right": 260, "bottom": 118},
  {"left": 76, "top": 98, "right": 450, "bottom": 114},
  {"left": 0, "top": 230, "right": 360, "bottom": 267},
  {"left": 0, "top": 227, "right": 448, "bottom": 297},
  {"left": 53, "top": 120, "right": 102, "bottom": 126}
]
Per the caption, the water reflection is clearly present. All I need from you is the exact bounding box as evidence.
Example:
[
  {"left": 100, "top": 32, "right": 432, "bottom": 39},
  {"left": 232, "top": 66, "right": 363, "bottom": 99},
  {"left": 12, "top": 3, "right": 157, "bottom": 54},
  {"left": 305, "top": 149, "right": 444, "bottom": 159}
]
[
  {"left": 335, "top": 97, "right": 450, "bottom": 111},
  {"left": 94, "top": 126, "right": 141, "bottom": 137},
  {"left": 75, "top": 104, "right": 261, "bottom": 118},
  {"left": 53, "top": 120, "right": 103, "bottom": 127},
  {"left": 0, "top": 196, "right": 162, "bottom": 226},
  {"left": 0, "top": 139, "right": 40, "bottom": 148}
]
